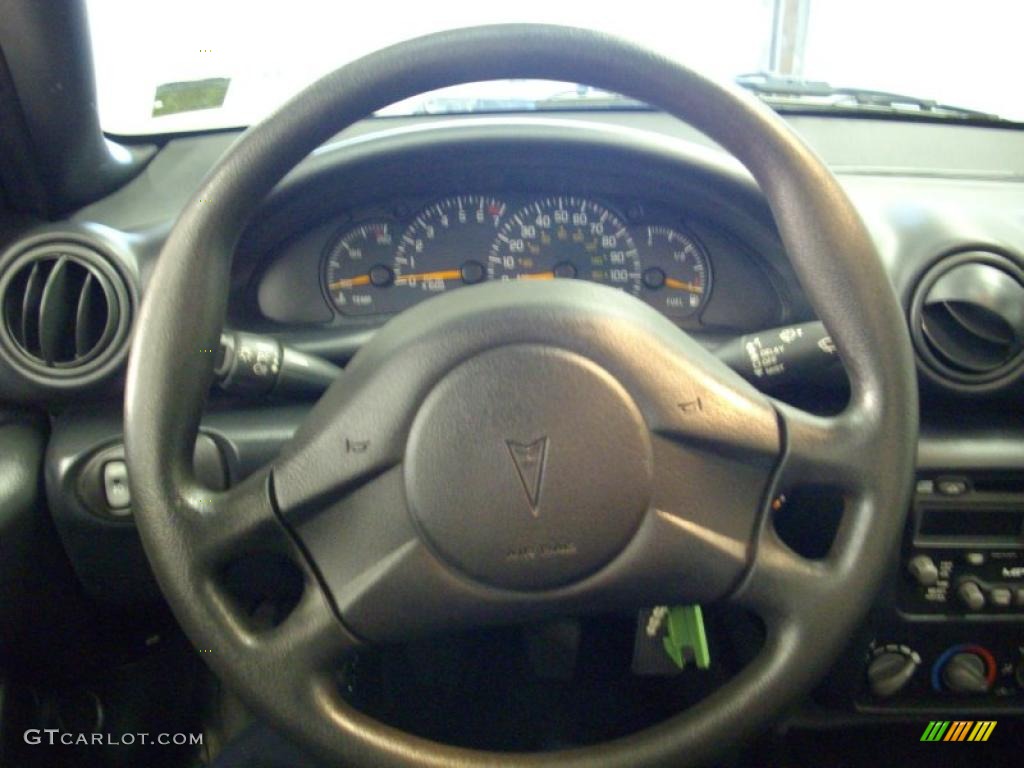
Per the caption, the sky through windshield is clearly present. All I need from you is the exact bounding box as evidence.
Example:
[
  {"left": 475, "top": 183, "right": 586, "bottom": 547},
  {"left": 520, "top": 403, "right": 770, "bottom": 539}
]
[{"left": 86, "top": 0, "right": 1022, "bottom": 134}]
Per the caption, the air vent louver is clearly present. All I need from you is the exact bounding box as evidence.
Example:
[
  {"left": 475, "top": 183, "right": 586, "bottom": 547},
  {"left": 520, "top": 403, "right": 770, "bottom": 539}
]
[
  {"left": 0, "top": 240, "right": 131, "bottom": 384},
  {"left": 910, "top": 252, "right": 1024, "bottom": 393}
]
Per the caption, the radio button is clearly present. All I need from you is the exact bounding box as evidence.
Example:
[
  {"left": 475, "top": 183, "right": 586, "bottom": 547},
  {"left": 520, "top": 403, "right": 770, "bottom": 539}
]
[
  {"left": 957, "top": 581, "right": 986, "bottom": 611},
  {"left": 908, "top": 555, "right": 939, "bottom": 587},
  {"left": 936, "top": 477, "right": 969, "bottom": 496},
  {"left": 991, "top": 587, "right": 1012, "bottom": 608},
  {"left": 965, "top": 552, "right": 985, "bottom": 566}
]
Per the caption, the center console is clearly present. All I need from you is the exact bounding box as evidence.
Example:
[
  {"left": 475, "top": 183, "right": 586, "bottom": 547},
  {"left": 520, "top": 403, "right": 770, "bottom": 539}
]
[{"left": 849, "top": 466, "right": 1024, "bottom": 713}]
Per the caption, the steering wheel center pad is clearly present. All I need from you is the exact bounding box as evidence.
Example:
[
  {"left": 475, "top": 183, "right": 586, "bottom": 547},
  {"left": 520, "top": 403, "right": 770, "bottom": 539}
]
[{"left": 407, "top": 343, "right": 651, "bottom": 590}]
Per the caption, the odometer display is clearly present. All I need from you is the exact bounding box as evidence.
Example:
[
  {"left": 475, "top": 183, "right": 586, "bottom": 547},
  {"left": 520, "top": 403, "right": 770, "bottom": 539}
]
[{"left": 488, "top": 197, "right": 641, "bottom": 293}]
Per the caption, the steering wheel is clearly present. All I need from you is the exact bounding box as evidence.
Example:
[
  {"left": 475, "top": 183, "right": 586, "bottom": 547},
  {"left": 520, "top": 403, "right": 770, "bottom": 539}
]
[{"left": 125, "top": 25, "right": 917, "bottom": 767}]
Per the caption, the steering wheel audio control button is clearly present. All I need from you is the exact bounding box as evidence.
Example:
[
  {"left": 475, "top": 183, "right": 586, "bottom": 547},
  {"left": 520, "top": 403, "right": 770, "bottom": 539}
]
[{"left": 406, "top": 344, "right": 652, "bottom": 590}]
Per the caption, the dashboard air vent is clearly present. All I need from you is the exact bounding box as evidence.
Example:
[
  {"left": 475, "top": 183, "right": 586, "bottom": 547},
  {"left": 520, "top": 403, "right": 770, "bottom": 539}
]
[
  {"left": 0, "top": 240, "right": 132, "bottom": 384},
  {"left": 910, "top": 251, "right": 1024, "bottom": 392}
]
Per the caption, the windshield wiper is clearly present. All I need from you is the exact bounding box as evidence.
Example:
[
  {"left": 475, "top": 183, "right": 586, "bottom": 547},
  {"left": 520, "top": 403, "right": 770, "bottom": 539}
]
[{"left": 735, "top": 72, "right": 1004, "bottom": 122}]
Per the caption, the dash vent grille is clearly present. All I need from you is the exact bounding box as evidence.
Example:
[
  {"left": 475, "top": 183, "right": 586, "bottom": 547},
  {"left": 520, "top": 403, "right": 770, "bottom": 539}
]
[
  {"left": 910, "top": 251, "right": 1024, "bottom": 393},
  {"left": 0, "top": 241, "right": 131, "bottom": 383}
]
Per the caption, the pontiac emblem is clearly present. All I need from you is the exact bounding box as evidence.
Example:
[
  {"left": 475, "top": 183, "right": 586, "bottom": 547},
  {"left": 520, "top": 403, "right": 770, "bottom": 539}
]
[{"left": 505, "top": 437, "right": 548, "bottom": 517}]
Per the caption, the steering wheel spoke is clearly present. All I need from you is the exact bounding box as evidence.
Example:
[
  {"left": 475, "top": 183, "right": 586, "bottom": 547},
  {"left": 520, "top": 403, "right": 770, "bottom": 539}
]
[
  {"left": 731, "top": 515, "right": 833, "bottom": 622},
  {"left": 774, "top": 403, "right": 872, "bottom": 491},
  {"left": 269, "top": 368, "right": 412, "bottom": 516},
  {"left": 318, "top": 504, "right": 745, "bottom": 645},
  {"left": 251, "top": 576, "right": 358, "bottom": 676},
  {"left": 730, "top": 397, "right": 896, "bottom": 632},
  {"left": 185, "top": 548, "right": 359, "bottom": 723},
  {"left": 185, "top": 466, "right": 285, "bottom": 569}
]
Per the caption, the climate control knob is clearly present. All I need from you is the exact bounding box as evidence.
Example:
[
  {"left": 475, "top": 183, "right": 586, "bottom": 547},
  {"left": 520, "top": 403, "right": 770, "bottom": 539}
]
[
  {"left": 936, "top": 646, "right": 996, "bottom": 695},
  {"left": 867, "top": 648, "right": 919, "bottom": 698},
  {"left": 943, "top": 653, "right": 990, "bottom": 693}
]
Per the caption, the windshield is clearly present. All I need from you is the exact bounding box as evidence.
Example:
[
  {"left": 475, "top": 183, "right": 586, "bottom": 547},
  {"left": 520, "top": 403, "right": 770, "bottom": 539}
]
[{"left": 86, "top": 0, "right": 1022, "bottom": 135}]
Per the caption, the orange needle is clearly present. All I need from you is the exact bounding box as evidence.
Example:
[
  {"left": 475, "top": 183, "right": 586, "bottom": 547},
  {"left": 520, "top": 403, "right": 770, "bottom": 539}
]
[
  {"left": 664, "top": 277, "right": 704, "bottom": 294},
  {"left": 394, "top": 268, "right": 463, "bottom": 284},
  {"left": 518, "top": 271, "right": 555, "bottom": 281},
  {"left": 329, "top": 274, "right": 372, "bottom": 290}
]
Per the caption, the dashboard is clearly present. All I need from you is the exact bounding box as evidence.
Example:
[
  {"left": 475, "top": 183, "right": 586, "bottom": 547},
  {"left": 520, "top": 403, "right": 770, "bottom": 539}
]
[{"left": 2, "top": 110, "right": 1023, "bottom": 731}]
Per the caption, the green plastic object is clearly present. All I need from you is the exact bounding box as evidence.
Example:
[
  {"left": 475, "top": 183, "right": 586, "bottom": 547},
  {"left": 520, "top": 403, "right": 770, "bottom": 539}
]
[{"left": 661, "top": 605, "right": 710, "bottom": 670}]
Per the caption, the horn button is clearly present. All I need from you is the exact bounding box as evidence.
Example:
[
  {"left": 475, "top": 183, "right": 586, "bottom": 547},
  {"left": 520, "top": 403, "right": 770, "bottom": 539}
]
[{"left": 406, "top": 344, "right": 652, "bottom": 590}]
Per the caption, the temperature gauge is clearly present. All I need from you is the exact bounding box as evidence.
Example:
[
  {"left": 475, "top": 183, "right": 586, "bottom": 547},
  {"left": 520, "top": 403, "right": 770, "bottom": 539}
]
[{"left": 323, "top": 222, "right": 399, "bottom": 316}]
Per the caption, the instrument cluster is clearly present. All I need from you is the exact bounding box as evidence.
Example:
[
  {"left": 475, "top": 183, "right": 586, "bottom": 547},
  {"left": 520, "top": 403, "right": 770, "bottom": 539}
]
[{"left": 323, "top": 194, "right": 711, "bottom": 320}]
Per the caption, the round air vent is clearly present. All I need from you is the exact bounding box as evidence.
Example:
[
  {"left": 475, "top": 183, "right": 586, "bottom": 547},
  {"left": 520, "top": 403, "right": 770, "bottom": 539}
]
[
  {"left": 910, "top": 250, "right": 1024, "bottom": 393},
  {"left": 0, "top": 240, "right": 132, "bottom": 385}
]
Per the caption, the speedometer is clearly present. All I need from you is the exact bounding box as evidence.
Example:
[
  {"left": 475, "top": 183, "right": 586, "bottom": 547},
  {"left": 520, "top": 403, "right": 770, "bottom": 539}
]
[{"left": 488, "top": 197, "right": 641, "bottom": 293}]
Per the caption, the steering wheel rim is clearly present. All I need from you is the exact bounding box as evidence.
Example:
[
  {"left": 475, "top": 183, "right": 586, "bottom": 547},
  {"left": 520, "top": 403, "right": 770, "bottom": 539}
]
[{"left": 125, "top": 24, "right": 917, "bottom": 767}]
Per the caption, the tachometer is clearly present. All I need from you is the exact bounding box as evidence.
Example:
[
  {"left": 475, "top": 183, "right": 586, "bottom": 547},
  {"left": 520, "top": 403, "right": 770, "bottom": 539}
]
[
  {"left": 634, "top": 225, "right": 711, "bottom": 319},
  {"left": 324, "top": 221, "right": 400, "bottom": 316},
  {"left": 488, "top": 197, "right": 641, "bottom": 293},
  {"left": 392, "top": 196, "right": 507, "bottom": 298}
]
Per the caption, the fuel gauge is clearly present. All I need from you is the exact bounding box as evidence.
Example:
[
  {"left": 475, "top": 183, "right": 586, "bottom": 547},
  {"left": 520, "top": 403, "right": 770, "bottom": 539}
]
[{"left": 635, "top": 225, "right": 711, "bottom": 319}]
